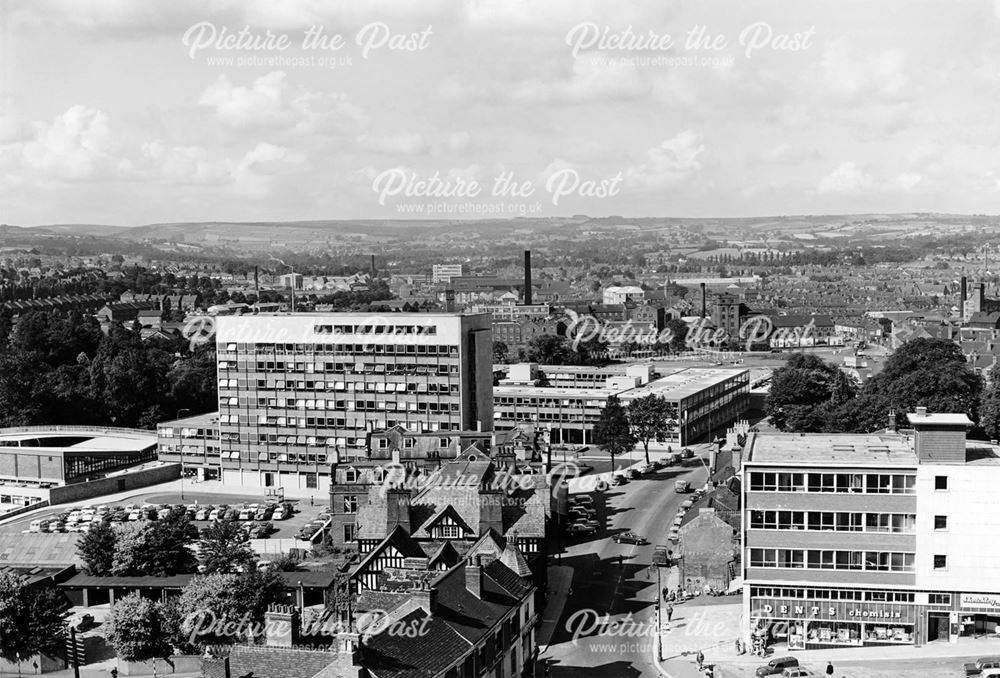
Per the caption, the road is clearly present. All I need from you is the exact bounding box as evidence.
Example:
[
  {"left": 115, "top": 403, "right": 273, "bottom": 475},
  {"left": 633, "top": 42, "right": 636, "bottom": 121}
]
[{"left": 542, "top": 447, "right": 712, "bottom": 678}]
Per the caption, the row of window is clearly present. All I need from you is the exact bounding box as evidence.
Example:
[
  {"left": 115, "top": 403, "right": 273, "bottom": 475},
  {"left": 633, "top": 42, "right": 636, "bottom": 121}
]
[
  {"left": 218, "top": 422, "right": 464, "bottom": 445},
  {"left": 749, "top": 587, "right": 916, "bottom": 603},
  {"left": 748, "top": 472, "right": 916, "bottom": 494},
  {"left": 222, "top": 363, "right": 460, "bottom": 379},
  {"left": 748, "top": 510, "right": 918, "bottom": 533},
  {"left": 749, "top": 548, "right": 916, "bottom": 572},
  {"left": 313, "top": 324, "right": 439, "bottom": 335},
  {"left": 234, "top": 383, "right": 460, "bottom": 398},
  {"left": 251, "top": 401, "right": 461, "bottom": 419}
]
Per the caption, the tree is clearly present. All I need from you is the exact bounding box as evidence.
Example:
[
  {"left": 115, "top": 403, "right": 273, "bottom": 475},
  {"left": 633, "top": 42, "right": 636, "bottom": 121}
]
[
  {"left": 105, "top": 593, "right": 172, "bottom": 665},
  {"left": 980, "top": 364, "right": 1000, "bottom": 441},
  {"left": 78, "top": 521, "right": 116, "bottom": 576},
  {"left": 765, "top": 353, "right": 857, "bottom": 432},
  {"left": 627, "top": 394, "right": 676, "bottom": 465},
  {"left": 171, "top": 570, "right": 282, "bottom": 650},
  {"left": 664, "top": 318, "right": 689, "bottom": 353},
  {"left": 593, "top": 396, "right": 637, "bottom": 471},
  {"left": 519, "top": 334, "right": 576, "bottom": 365},
  {"left": 198, "top": 521, "right": 256, "bottom": 574},
  {"left": 492, "top": 341, "right": 509, "bottom": 364},
  {"left": 112, "top": 515, "right": 198, "bottom": 577},
  {"left": 0, "top": 573, "right": 69, "bottom": 665}
]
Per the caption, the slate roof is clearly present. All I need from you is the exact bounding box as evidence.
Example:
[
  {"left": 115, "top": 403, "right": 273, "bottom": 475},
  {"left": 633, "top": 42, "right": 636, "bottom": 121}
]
[
  {"left": 222, "top": 644, "right": 355, "bottom": 678},
  {"left": 364, "top": 609, "right": 472, "bottom": 678}
]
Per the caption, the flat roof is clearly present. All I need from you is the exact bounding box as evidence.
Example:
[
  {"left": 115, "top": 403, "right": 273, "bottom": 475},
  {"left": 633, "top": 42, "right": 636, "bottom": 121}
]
[
  {"left": 494, "top": 385, "right": 624, "bottom": 398},
  {"left": 906, "top": 413, "right": 974, "bottom": 426},
  {"left": 746, "top": 431, "right": 918, "bottom": 467},
  {"left": 157, "top": 412, "right": 219, "bottom": 428},
  {"left": 621, "top": 368, "right": 749, "bottom": 401},
  {"left": 0, "top": 430, "right": 157, "bottom": 452}
]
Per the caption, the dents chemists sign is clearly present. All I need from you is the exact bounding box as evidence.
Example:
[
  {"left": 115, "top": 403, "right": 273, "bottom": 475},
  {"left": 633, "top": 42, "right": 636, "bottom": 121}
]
[
  {"left": 752, "top": 598, "right": 914, "bottom": 623},
  {"left": 961, "top": 594, "right": 1000, "bottom": 610}
]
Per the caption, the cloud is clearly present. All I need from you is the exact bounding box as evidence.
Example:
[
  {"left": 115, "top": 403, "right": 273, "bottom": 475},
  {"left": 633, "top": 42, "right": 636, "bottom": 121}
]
[
  {"left": 356, "top": 133, "right": 430, "bottom": 155},
  {"left": 13, "top": 105, "right": 119, "bottom": 181},
  {"left": 626, "top": 131, "right": 706, "bottom": 189},
  {"left": 231, "top": 142, "right": 309, "bottom": 198},
  {"left": 513, "top": 56, "right": 650, "bottom": 104},
  {"left": 199, "top": 71, "right": 367, "bottom": 134},
  {"left": 817, "top": 162, "right": 874, "bottom": 194}
]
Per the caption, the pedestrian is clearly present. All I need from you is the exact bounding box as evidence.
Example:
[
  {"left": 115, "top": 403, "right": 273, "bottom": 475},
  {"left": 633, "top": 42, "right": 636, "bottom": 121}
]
[
  {"left": 666, "top": 604, "right": 674, "bottom": 621},
  {"left": 825, "top": 660, "right": 834, "bottom": 676},
  {"left": 696, "top": 650, "right": 704, "bottom": 669},
  {"left": 734, "top": 638, "right": 741, "bottom": 655},
  {"left": 618, "top": 554, "right": 624, "bottom": 568}
]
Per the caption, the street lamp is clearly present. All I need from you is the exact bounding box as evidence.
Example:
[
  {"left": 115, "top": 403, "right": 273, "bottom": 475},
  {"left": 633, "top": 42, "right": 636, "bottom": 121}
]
[{"left": 177, "top": 408, "right": 190, "bottom": 500}]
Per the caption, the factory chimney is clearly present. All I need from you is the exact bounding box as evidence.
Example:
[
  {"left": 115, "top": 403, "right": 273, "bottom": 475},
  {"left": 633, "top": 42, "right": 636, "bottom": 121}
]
[
  {"left": 960, "top": 276, "right": 967, "bottom": 317},
  {"left": 700, "top": 282, "right": 707, "bottom": 318},
  {"left": 523, "top": 250, "right": 533, "bottom": 306},
  {"left": 370, "top": 254, "right": 376, "bottom": 278}
]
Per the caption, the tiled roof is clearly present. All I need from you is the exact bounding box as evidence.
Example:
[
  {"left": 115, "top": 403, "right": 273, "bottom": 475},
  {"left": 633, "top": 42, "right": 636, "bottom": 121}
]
[
  {"left": 223, "top": 644, "right": 354, "bottom": 678},
  {"left": 364, "top": 609, "right": 471, "bottom": 678}
]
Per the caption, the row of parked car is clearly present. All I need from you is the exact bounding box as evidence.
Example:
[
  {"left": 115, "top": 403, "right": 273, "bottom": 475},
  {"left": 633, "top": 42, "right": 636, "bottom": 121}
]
[
  {"left": 296, "top": 510, "right": 332, "bottom": 541},
  {"left": 667, "top": 487, "right": 707, "bottom": 543},
  {"left": 564, "top": 495, "right": 598, "bottom": 536},
  {"left": 29, "top": 501, "right": 296, "bottom": 534},
  {"left": 609, "top": 449, "right": 695, "bottom": 487}
]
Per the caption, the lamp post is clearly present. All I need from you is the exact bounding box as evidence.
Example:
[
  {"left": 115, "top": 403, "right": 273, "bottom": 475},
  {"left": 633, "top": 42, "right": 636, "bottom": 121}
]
[{"left": 177, "top": 408, "right": 190, "bottom": 500}]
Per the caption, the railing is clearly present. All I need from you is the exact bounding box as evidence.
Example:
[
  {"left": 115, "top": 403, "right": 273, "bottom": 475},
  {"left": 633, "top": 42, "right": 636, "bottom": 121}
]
[{"left": 0, "top": 425, "right": 155, "bottom": 437}]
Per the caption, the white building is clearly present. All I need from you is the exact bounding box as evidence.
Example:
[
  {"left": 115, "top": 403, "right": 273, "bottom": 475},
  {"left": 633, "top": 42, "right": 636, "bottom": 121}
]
[
  {"left": 432, "top": 264, "right": 465, "bottom": 284},
  {"left": 742, "top": 409, "right": 1000, "bottom": 651},
  {"left": 602, "top": 285, "right": 645, "bottom": 305}
]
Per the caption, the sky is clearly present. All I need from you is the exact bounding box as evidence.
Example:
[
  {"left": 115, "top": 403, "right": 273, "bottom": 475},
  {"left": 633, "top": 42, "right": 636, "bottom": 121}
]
[{"left": 2, "top": 0, "right": 1000, "bottom": 226}]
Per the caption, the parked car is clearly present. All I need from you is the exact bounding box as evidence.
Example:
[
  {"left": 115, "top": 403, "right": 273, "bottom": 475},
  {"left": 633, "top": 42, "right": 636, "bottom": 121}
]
[
  {"left": 613, "top": 531, "right": 648, "bottom": 545},
  {"left": 611, "top": 474, "right": 627, "bottom": 486},
  {"left": 195, "top": 507, "right": 211, "bottom": 521},
  {"left": 625, "top": 469, "right": 641, "bottom": 480},
  {"left": 157, "top": 508, "right": 172, "bottom": 520},
  {"left": 568, "top": 505, "right": 595, "bottom": 518},
  {"left": 782, "top": 669, "right": 814, "bottom": 678},
  {"left": 674, "top": 479, "right": 691, "bottom": 493},
  {"left": 29, "top": 519, "right": 50, "bottom": 533},
  {"left": 48, "top": 521, "right": 65, "bottom": 533},
  {"left": 75, "top": 614, "right": 95, "bottom": 631},
  {"left": 965, "top": 657, "right": 1000, "bottom": 676},
  {"left": 681, "top": 448, "right": 694, "bottom": 459},
  {"left": 569, "top": 495, "right": 594, "bottom": 507},
  {"left": 571, "top": 519, "right": 600, "bottom": 531},
  {"left": 651, "top": 459, "right": 666, "bottom": 470},
  {"left": 223, "top": 508, "right": 240, "bottom": 521},
  {"left": 255, "top": 506, "right": 273, "bottom": 521},
  {"left": 127, "top": 510, "right": 142, "bottom": 521},
  {"left": 755, "top": 657, "right": 799, "bottom": 677},
  {"left": 238, "top": 507, "right": 254, "bottom": 521},
  {"left": 565, "top": 523, "right": 596, "bottom": 536},
  {"left": 272, "top": 506, "right": 290, "bottom": 520}
]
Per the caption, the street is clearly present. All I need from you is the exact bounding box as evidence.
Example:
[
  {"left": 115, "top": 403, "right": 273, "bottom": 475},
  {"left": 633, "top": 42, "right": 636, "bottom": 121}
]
[{"left": 542, "top": 448, "right": 711, "bottom": 678}]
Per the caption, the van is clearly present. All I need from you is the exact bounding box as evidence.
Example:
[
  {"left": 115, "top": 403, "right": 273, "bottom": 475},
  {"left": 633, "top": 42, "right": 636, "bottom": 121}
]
[
  {"left": 29, "top": 519, "right": 49, "bottom": 533},
  {"left": 674, "top": 480, "right": 691, "bottom": 494},
  {"left": 966, "top": 657, "right": 1000, "bottom": 676}
]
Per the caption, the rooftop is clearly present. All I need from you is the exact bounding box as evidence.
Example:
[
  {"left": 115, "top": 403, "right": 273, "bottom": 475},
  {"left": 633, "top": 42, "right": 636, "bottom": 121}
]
[
  {"left": 621, "top": 368, "right": 749, "bottom": 402},
  {"left": 746, "top": 431, "right": 918, "bottom": 467},
  {"left": 0, "top": 428, "right": 157, "bottom": 452},
  {"left": 906, "top": 412, "right": 974, "bottom": 426}
]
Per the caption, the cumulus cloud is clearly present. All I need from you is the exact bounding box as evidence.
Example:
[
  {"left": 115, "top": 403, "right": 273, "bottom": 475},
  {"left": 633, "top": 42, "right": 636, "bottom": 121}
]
[
  {"left": 356, "top": 133, "right": 430, "bottom": 155},
  {"left": 626, "top": 131, "right": 706, "bottom": 189},
  {"left": 199, "top": 71, "right": 367, "bottom": 134},
  {"left": 817, "top": 162, "right": 874, "bottom": 194},
  {"left": 12, "top": 105, "right": 120, "bottom": 180}
]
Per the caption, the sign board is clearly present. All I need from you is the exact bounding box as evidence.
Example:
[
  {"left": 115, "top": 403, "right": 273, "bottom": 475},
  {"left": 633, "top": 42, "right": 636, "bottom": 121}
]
[
  {"left": 751, "top": 598, "right": 914, "bottom": 624},
  {"left": 961, "top": 593, "right": 1000, "bottom": 610}
]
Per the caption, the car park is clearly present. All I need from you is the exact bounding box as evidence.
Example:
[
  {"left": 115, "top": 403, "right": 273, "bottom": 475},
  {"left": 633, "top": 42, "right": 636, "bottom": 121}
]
[
  {"left": 255, "top": 506, "right": 273, "bottom": 521},
  {"left": 755, "top": 657, "right": 799, "bottom": 677},
  {"left": 613, "top": 531, "right": 648, "bottom": 545},
  {"left": 48, "top": 521, "right": 65, "bottom": 533},
  {"left": 208, "top": 507, "right": 222, "bottom": 521},
  {"left": 223, "top": 508, "right": 239, "bottom": 521},
  {"left": 571, "top": 518, "right": 600, "bottom": 531}
]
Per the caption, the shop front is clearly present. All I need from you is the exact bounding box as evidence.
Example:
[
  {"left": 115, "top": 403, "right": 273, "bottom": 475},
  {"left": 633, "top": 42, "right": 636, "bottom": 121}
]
[
  {"left": 750, "top": 596, "right": 917, "bottom": 651},
  {"left": 946, "top": 594, "right": 1000, "bottom": 641}
]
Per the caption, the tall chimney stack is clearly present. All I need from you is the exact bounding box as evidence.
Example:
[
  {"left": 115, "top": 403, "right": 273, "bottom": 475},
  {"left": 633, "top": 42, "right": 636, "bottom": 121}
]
[
  {"left": 960, "top": 276, "right": 967, "bottom": 317},
  {"left": 700, "top": 282, "right": 707, "bottom": 318},
  {"left": 523, "top": 250, "right": 533, "bottom": 306},
  {"left": 370, "top": 254, "right": 376, "bottom": 278}
]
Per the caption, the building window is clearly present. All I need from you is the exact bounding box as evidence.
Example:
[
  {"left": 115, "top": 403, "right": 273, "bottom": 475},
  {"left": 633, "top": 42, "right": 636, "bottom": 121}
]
[
  {"left": 439, "top": 524, "right": 461, "bottom": 539},
  {"left": 305, "top": 473, "right": 317, "bottom": 489},
  {"left": 933, "top": 555, "right": 948, "bottom": 570},
  {"left": 934, "top": 515, "right": 948, "bottom": 531},
  {"left": 929, "top": 593, "right": 951, "bottom": 606},
  {"left": 935, "top": 476, "right": 948, "bottom": 491},
  {"left": 344, "top": 467, "right": 359, "bottom": 483},
  {"left": 343, "top": 524, "right": 356, "bottom": 542},
  {"left": 344, "top": 496, "right": 358, "bottom": 514}
]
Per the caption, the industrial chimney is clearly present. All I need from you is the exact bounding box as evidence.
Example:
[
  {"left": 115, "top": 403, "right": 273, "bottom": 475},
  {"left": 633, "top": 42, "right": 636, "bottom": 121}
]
[
  {"left": 523, "top": 250, "right": 533, "bottom": 305},
  {"left": 370, "top": 254, "right": 376, "bottom": 278},
  {"left": 700, "top": 282, "right": 707, "bottom": 318},
  {"left": 960, "top": 276, "right": 967, "bottom": 316}
]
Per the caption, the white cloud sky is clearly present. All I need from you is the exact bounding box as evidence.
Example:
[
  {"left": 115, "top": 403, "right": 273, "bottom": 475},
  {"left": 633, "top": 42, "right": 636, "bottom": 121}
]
[{"left": 3, "top": 0, "right": 1000, "bottom": 224}]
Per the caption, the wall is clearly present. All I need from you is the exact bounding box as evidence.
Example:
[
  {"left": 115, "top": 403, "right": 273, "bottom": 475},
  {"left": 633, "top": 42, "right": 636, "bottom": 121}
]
[
  {"left": 915, "top": 464, "right": 1000, "bottom": 593},
  {"left": 48, "top": 464, "right": 180, "bottom": 505}
]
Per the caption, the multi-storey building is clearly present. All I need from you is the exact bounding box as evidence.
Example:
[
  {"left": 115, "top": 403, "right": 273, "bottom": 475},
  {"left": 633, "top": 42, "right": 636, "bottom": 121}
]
[
  {"left": 213, "top": 313, "right": 493, "bottom": 493},
  {"left": 742, "top": 409, "right": 1000, "bottom": 651},
  {"left": 494, "top": 367, "right": 749, "bottom": 446},
  {"left": 431, "top": 263, "right": 465, "bottom": 284},
  {"left": 156, "top": 412, "right": 221, "bottom": 481}
]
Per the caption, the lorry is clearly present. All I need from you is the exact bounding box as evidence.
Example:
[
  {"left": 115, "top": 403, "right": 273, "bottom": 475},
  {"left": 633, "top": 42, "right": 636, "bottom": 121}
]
[
  {"left": 674, "top": 479, "right": 691, "bottom": 493},
  {"left": 652, "top": 545, "right": 671, "bottom": 567}
]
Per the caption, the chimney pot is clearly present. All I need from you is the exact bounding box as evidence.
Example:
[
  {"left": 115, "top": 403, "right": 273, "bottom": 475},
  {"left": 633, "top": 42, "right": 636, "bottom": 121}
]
[
  {"left": 915, "top": 406, "right": 927, "bottom": 417},
  {"left": 465, "top": 564, "right": 483, "bottom": 598}
]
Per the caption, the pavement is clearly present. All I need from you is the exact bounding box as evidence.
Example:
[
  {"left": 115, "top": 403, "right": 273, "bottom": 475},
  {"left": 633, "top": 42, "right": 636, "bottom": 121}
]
[{"left": 538, "top": 566, "right": 575, "bottom": 652}]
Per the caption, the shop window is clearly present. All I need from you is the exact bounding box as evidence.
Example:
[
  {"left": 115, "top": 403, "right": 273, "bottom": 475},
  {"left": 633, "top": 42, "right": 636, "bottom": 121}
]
[
  {"left": 935, "top": 476, "right": 948, "bottom": 491},
  {"left": 934, "top": 515, "right": 948, "bottom": 531},
  {"left": 929, "top": 593, "right": 951, "bottom": 606},
  {"left": 933, "top": 555, "right": 948, "bottom": 570}
]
